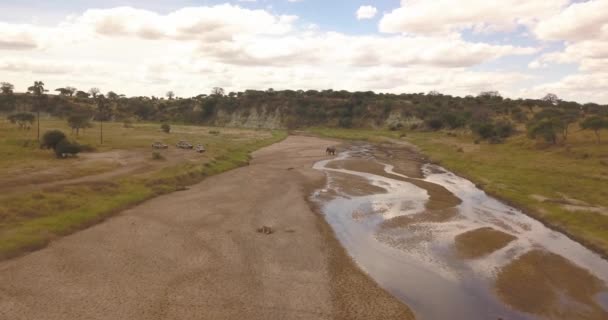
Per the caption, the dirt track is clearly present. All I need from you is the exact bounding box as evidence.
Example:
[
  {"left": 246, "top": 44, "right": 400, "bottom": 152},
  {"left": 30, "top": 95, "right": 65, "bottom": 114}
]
[{"left": 0, "top": 136, "right": 413, "bottom": 320}]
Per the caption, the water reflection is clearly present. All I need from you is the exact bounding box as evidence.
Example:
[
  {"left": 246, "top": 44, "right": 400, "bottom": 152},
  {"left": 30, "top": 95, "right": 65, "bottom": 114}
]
[{"left": 313, "top": 145, "right": 608, "bottom": 320}]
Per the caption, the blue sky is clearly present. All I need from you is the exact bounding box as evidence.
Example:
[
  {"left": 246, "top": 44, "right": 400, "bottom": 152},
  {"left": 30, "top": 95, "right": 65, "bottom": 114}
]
[{"left": 0, "top": 0, "right": 607, "bottom": 103}]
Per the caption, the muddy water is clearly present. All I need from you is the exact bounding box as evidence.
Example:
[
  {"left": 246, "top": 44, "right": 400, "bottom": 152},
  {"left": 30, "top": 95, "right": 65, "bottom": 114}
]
[{"left": 312, "top": 145, "right": 608, "bottom": 320}]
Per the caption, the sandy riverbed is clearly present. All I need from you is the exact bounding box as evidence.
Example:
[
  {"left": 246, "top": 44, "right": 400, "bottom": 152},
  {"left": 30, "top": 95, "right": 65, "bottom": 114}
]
[{"left": 0, "top": 136, "right": 413, "bottom": 320}]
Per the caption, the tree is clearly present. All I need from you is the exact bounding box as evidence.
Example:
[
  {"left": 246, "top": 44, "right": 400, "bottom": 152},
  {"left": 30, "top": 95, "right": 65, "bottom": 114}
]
[
  {"left": 27, "top": 81, "right": 47, "bottom": 141},
  {"left": 161, "top": 123, "right": 171, "bottom": 133},
  {"left": 478, "top": 91, "right": 502, "bottom": 99},
  {"left": 211, "top": 87, "right": 225, "bottom": 96},
  {"left": 67, "top": 113, "right": 92, "bottom": 136},
  {"left": 581, "top": 116, "right": 608, "bottom": 144},
  {"left": 41, "top": 130, "right": 67, "bottom": 150},
  {"left": 55, "top": 88, "right": 72, "bottom": 96},
  {"left": 96, "top": 95, "right": 111, "bottom": 144},
  {"left": 1, "top": 82, "right": 14, "bottom": 95},
  {"left": 65, "top": 86, "right": 77, "bottom": 97},
  {"left": 0, "top": 82, "right": 16, "bottom": 111},
  {"left": 166, "top": 91, "right": 175, "bottom": 100},
  {"left": 75, "top": 90, "right": 90, "bottom": 98},
  {"left": 89, "top": 87, "right": 100, "bottom": 98},
  {"left": 107, "top": 91, "right": 119, "bottom": 100},
  {"left": 8, "top": 112, "right": 35, "bottom": 129},
  {"left": 527, "top": 118, "right": 563, "bottom": 145},
  {"left": 542, "top": 93, "right": 560, "bottom": 105}
]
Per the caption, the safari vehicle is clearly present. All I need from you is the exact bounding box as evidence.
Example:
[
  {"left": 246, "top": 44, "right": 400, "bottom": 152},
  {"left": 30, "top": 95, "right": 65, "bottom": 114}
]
[
  {"left": 152, "top": 142, "right": 168, "bottom": 149},
  {"left": 195, "top": 145, "right": 206, "bottom": 153},
  {"left": 176, "top": 140, "right": 193, "bottom": 149}
]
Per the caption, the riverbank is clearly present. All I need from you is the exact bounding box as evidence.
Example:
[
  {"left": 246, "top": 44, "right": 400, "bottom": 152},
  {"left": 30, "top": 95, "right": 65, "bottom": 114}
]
[{"left": 0, "top": 118, "right": 287, "bottom": 260}]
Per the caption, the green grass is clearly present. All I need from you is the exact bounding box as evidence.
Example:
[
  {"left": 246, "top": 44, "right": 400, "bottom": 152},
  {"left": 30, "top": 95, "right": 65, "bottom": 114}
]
[
  {"left": 0, "top": 117, "right": 286, "bottom": 259},
  {"left": 307, "top": 127, "right": 608, "bottom": 257}
]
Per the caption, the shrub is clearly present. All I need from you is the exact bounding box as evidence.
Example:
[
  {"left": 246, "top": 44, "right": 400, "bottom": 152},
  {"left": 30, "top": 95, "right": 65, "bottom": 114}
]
[
  {"left": 494, "top": 121, "right": 515, "bottom": 138},
  {"left": 425, "top": 118, "right": 444, "bottom": 131},
  {"left": 41, "top": 130, "right": 67, "bottom": 150},
  {"left": 389, "top": 123, "right": 403, "bottom": 131},
  {"left": 54, "top": 139, "right": 82, "bottom": 158},
  {"left": 152, "top": 151, "right": 164, "bottom": 160},
  {"left": 161, "top": 123, "right": 171, "bottom": 133}
]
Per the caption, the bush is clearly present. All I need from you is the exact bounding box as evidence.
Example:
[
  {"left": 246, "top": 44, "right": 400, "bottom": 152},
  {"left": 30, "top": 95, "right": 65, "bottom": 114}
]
[
  {"left": 494, "top": 121, "right": 515, "bottom": 138},
  {"left": 161, "top": 123, "right": 171, "bottom": 133},
  {"left": 425, "top": 118, "right": 444, "bottom": 131},
  {"left": 389, "top": 123, "right": 403, "bottom": 131},
  {"left": 41, "top": 130, "right": 67, "bottom": 150},
  {"left": 54, "top": 139, "right": 82, "bottom": 158},
  {"left": 152, "top": 151, "right": 164, "bottom": 160}
]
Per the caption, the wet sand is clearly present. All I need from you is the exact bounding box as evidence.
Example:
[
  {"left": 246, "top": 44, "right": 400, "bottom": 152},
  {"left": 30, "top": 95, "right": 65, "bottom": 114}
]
[
  {"left": 496, "top": 250, "right": 607, "bottom": 319},
  {"left": 0, "top": 136, "right": 413, "bottom": 320},
  {"left": 313, "top": 142, "right": 608, "bottom": 320}
]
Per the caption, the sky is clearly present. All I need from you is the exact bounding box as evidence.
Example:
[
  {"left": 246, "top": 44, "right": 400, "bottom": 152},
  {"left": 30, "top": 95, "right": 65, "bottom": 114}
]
[{"left": 0, "top": 0, "right": 607, "bottom": 103}]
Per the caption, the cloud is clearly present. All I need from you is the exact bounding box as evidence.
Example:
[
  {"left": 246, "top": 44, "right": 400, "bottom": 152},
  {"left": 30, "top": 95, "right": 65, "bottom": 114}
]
[
  {"left": 0, "top": 22, "right": 41, "bottom": 50},
  {"left": 68, "top": 5, "right": 297, "bottom": 42},
  {"left": 357, "top": 6, "right": 378, "bottom": 20},
  {"left": 379, "top": 0, "right": 568, "bottom": 35},
  {"left": 0, "top": 3, "right": 604, "bottom": 102},
  {"left": 535, "top": 0, "right": 608, "bottom": 42}
]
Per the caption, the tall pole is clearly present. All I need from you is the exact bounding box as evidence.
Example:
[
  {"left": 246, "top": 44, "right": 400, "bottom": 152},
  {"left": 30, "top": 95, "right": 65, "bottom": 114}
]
[{"left": 37, "top": 108, "right": 40, "bottom": 141}]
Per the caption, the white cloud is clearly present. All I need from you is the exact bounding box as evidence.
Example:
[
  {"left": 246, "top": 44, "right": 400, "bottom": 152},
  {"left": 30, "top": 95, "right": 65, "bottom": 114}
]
[
  {"left": 357, "top": 6, "right": 378, "bottom": 20},
  {"left": 379, "top": 0, "right": 568, "bottom": 35},
  {"left": 67, "top": 5, "right": 297, "bottom": 42},
  {"left": 0, "top": 2, "right": 605, "bottom": 103},
  {"left": 535, "top": 0, "right": 608, "bottom": 42}
]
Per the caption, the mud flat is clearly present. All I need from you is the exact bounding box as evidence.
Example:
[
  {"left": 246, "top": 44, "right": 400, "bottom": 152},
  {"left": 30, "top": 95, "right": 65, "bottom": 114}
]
[
  {"left": 313, "top": 143, "right": 608, "bottom": 320},
  {"left": 0, "top": 136, "right": 413, "bottom": 320}
]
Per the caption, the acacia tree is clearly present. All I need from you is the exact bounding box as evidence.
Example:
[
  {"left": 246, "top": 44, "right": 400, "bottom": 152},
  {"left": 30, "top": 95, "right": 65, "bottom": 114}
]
[
  {"left": 527, "top": 118, "right": 563, "bottom": 145},
  {"left": 89, "top": 87, "right": 100, "bottom": 98},
  {"left": 27, "top": 81, "right": 47, "bottom": 141},
  {"left": 542, "top": 93, "right": 560, "bottom": 105},
  {"left": 0, "top": 82, "right": 16, "bottom": 111},
  {"left": 166, "top": 91, "right": 175, "bottom": 100},
  {"left": 67, "top": 113, "right": 92, "bottom": 136},
  {"left": 75, "top": 90, "right": 90, "bottom": 98},
  {"left": 211, "top": 87, "right": 225, "bottom": 96},
  {"left": 581, "top": 116, "right": 608, "bottom": 144},
  {"left": 1, "top": 82, "right": 14, "bottom": 95},
  {"left": 8, "top": 112, "right": 35, "bottom": 129}
]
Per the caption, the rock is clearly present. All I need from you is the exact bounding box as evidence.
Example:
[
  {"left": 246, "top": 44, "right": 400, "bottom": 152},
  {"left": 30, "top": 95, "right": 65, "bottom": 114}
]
[{"left": 257, "top": 226, "right": 273, "bottom": 235}]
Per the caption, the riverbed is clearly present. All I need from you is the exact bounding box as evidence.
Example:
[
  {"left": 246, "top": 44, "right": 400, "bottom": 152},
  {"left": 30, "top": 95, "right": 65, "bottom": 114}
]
[{"left": 312, "top": 144, "right": 608, "bottom": 320}]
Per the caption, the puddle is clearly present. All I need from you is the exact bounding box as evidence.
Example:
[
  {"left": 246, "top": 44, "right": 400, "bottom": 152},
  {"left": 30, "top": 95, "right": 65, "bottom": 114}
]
[{"left": 312, "top": 145, "right": 608, "bottom": 320}]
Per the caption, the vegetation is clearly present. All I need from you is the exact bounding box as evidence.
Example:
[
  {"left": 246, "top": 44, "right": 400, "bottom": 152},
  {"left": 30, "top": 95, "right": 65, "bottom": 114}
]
[
  {"left": 161, "top": 123, "right": 171, "bottom": 133},
  {"left": 8, "top": 112, "right": 35, "bottom": 130},
  {"left": 0, "top": 117, "right": 286, "bottom": 259}
]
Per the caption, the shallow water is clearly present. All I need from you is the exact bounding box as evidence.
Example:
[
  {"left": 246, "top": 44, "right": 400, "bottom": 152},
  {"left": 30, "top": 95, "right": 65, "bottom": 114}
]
[{"left": 312, "top": 145, "right": 608, "bottom": 320}]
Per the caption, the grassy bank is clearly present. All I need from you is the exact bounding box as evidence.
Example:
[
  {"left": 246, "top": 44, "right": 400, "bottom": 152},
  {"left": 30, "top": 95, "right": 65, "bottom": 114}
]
[
  {"left": 0, "top": 117, "right": 286, "bottom": 259},
  {"left": 307, "top": 127, "right": 608, "bottom": 258}
]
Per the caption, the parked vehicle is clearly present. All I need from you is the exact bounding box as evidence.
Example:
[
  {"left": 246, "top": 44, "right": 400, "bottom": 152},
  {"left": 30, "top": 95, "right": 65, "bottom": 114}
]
[
  {"left": 195, "top": 145, "right": 206, "bottom": 153},
  {"left": 152, "top": 142, "right": 168, "bottom": 149},
  {"left": 176, "top": 140, "right": 193, "bottom": 149}
]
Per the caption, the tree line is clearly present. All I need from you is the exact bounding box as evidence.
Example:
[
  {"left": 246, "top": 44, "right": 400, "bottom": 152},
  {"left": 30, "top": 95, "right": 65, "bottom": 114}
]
[{"left": 1, "top": 81, "right": 608, "bottom": 145}]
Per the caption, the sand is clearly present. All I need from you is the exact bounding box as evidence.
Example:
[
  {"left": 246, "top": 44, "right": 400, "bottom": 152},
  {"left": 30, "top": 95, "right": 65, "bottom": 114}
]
[{"left": 0, "top": 136, "right": 413, "bottom": 320}]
